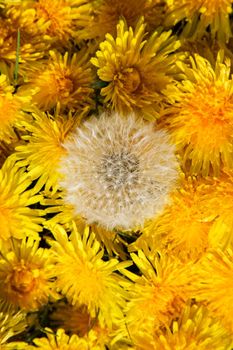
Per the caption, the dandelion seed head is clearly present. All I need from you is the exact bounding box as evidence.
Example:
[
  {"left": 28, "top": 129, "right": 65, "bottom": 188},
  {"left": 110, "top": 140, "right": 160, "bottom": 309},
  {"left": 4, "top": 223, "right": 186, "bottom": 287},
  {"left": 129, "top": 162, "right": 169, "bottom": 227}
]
[{"left": 59, "top": 112, "right": 179, "bottom": 230}]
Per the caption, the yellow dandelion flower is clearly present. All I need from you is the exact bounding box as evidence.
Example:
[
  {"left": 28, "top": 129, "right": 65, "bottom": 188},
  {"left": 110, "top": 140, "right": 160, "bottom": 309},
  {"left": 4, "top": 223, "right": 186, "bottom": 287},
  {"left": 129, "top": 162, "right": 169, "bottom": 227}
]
[
  {"left": 134, "top": 303, "right": 233, "bottom": 350},
  {"left": 50, "top": 223, "right": 132, "bottom": 327},
  {"left": 91, "top": 19, "right": 181, "bottom": 119},
  {"left": 20, "top": 50, "right": 94, "bottom": 112},
  {"left": 135, "top": 176, "right": 218, "bottom": 262},
  {"left": 13, "top": 111, "right": 77, "bottom": 194},
  {"left": 124, "top": 249, "right": 191, "bottom": 343},
  {"left": 135, "top": 170, "right": 233, "bottom": 260},
  {"left": 0, "top": 3, "right": 51, "bottom": 63},
  {"left": 0, "top": 158, "right": 44, "bottom": 241},
  {"left": 0, "top": 74, "right": 30, "bottom": 143},
  {"left": 34, "top": 0, "right": 92, "bottom": 44},
  {"left": 192, "top": 249, "right": 233, "bottom": 333},
  {"left": 162, "top": 51, "right": 233, "bottom": 176},
  {"left": 77, "top": 0, "right": 166, "bottom": 41},
  {"left": 59, "top": 112, "right": 179, "bottom": 230},
  {"left": 0, "top": 237, "right": 58, "bottom": 311},
  {"left": 165, "top": 0, "right": 233, "bottom": 42},
  {"left": 28, "top": 328, "right": 90, "bottom": 350}
]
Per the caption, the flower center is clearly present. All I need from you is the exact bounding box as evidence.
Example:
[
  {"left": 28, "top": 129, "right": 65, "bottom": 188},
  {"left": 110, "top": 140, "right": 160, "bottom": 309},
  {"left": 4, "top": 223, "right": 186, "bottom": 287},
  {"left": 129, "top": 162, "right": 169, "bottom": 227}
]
[
  {"left": 116, "top": 67, "right": 141, "bottom": 92},
  {"left": 57, "top": 76, "right": 74, "bottom": 97},
  {"left": 35, "top": 0, "right": 71, "bottom": 37},
  {"left": 10, "top": 266, "right": 36, "bottom": 294},
  {"left": 185, "top": 83, "right": 232, "bottom": 127},
  {"left": 36, "top": 0, "right": 62, "bottom": 21},
  {"left": 99, "top": 151, "right": 139, "bottom": 189}
]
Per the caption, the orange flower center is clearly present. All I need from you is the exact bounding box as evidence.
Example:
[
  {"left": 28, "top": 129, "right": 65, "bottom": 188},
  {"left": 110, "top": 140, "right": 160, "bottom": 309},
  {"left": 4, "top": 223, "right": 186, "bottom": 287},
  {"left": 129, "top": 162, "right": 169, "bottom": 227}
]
[
  {"left": 188, "top": 84, "right": 230, "bottom": 122},
  {"left": 10, "top": 266, "right": 36, "bottom": 294},
  {"left": 181, "top": 83, "right": 233, "bottom": 148},
  {"left": 56, "top": 75, "right": 74, "bottom": 98},
  {"left": 35, "top": 0, "right": 72, "bottom": 38},
  {"left": 116, "top": 67, "right": 141, "bottom": 92}
]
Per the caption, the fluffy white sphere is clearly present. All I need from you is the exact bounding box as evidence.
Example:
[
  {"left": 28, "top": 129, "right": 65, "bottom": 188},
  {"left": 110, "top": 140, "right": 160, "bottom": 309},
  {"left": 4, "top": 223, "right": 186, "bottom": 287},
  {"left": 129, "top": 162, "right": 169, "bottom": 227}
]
[{"left": 59, "top": 112, "right": 179, "bottom": 230}]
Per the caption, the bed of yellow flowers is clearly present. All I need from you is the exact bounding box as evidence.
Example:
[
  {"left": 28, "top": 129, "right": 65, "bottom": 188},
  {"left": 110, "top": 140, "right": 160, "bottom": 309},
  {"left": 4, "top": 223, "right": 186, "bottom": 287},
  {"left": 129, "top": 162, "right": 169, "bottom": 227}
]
[{"left": 0, "top": 0, "right": 233, "bottom": 349}]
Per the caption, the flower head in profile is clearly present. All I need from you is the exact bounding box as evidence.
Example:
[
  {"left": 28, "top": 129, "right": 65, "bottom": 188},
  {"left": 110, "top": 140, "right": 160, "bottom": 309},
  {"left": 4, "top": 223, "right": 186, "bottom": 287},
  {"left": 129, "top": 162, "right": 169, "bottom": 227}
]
[
  {"left": 59, "top": 112, "right": 179, "bottom": 230},
  {"left": 0, "top": 237, "right": 58, "bottom": 311},
  {"left": 13, "top": 111, "right": 77, "bottom": 194},
  {"left": 0, "top": 158, "right": 44, "bottom": 241},
  {"left": 50, "top": 223, "right": 132, "bottom": 327},
  {"left": 135, "top": 303, "right": 233, "bottom": 350},
  {"left": 165, "top": 0, "right": 233, "bottom": 42},
  {"left": 21, "top": 50, "right": 94, "bottom": 112},
  {"left": 162, "top": 51, "right": 233, "bottom": 176},
  {"left": 91, "top": 19, "right": 181, "bottom": 119},
  {"left": 123, "top": 249, "right": 191, "bottom": 343},
  {"left": 192, "top": 249, "right": 233, "bottom": 333}
]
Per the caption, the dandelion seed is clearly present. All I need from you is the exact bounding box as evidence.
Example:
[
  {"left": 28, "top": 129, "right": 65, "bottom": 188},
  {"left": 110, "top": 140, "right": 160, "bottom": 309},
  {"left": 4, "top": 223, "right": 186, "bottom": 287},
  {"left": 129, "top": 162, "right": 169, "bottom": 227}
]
[{"left": 59, "top": 112, "right": 179, "bottom": 230}]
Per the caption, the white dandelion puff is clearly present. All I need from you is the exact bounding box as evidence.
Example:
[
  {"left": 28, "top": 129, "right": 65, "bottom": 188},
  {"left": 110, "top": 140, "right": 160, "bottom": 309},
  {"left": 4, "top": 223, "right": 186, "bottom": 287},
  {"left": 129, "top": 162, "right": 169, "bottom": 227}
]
[{"left": 59, "top": 112, "right": 179, "bottom": 230}]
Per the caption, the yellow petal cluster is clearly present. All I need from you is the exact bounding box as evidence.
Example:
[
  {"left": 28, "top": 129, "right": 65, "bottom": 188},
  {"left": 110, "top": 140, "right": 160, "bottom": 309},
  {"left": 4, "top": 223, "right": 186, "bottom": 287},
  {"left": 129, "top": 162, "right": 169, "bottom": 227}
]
[
  {"left": 50, "top": 223, "right": 132, "bottom": 327},
  {"left": 91, "top": 18, "right": 181, "bottom": 119},
  {"left": 162, "top": 52, "right": 233, "bottom": 176}
]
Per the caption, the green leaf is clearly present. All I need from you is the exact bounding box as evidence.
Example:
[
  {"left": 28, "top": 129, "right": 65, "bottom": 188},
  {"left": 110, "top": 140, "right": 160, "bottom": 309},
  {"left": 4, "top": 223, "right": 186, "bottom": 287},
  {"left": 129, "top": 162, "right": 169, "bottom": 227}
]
[{"left": 14, "top": 28, "right": 20, "bottom": 83}]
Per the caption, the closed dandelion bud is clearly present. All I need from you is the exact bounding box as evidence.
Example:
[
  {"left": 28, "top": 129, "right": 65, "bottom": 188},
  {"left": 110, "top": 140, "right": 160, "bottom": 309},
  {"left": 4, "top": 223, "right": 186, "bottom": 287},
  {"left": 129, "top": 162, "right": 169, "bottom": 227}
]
[{"left": 59, "top": 112, "right": 179, "bottom": 230}]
